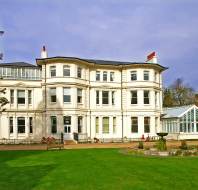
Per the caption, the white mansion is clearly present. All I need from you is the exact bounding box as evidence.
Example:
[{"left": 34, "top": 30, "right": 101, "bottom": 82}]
[{"left": 0, "top": 48, "right": 167, "bottom": 141}]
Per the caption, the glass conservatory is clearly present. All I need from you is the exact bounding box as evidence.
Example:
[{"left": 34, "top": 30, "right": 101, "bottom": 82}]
[{"left": 162, "top": 105, "right": 198, "bottom": 138}]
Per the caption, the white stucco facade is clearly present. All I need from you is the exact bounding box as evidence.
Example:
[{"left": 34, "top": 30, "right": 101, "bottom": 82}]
[{"left": 0, "top": 55, "right": 167, "bottom": 141}]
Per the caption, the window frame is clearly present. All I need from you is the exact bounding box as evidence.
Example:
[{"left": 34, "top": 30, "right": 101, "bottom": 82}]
[
  {"left": 51, "top": 116, "right": 57, "bottom": 134},
  {"left": 50, "top": 66, "right": 56, "bottom": 77},
  {"left": 10, "top": 89, "right": 14, "bottom": 104},
  {"left": 103, "top": 71, "right": 107, "bottom": 81},
  {"left": 131, "top": 117, "right": 138, "bottom": 133},
  {"left": 96, "top": 90, "right": 100, "bottom": 105},
  {"left": 63, "top": 87, "right": 71, "bottom": 103},
  {"left": 63, "top": 65, "right": 70, "bottom": 77},
  {"left": 102, "top": 91, "right": 109, "bottom": 105},
  {"left": 96, "top": 71, "right": 100, "bottom": 81},
  {"left": 102, "top": 117, "right": 109, "bottom": 134},
  {"left": 28, "top": 90, "right": 32, "bottom": 105},
  {"left": 110, "top": 72, "right": 114, "bottom": 82},
  {"left": 77, "top": 67, "right": 82, "bottom": 78},
  {"left": 17, "top": 117, "right": 25, "bottom": 134},
  {"left": 144, "top": 117, "right": 150, "bottom": 133},
  {"left": 131, "top": 90, "right": 138, "bottom": 104},
  {"left": 77, "top": 88, "right": 82, "bottom": 104},
  {"left": 17, "top": 90, "right": 25, "bottom": 105},
  {"left": 144, "top": 70, "right": 149, "bottom": 81},
  {"left": 131, "top": 71, "right": 137, "bottom": 81},
  {"left": 9, "top": 117, "right": 13, "bottom": 134},
  {"left": 144, "top": 90, "right": 150, "bottom": 104},
  {"left": 50, "top": 88, "right": 56, "bottom": 103}
]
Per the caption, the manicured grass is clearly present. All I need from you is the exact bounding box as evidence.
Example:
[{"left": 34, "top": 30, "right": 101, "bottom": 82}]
[{"left": 1, "top": 149, "right": 198, "bottom": 190}]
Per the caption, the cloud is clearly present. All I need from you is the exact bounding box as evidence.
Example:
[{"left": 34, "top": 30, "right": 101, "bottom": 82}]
[{"left": 0, "top": 0, "right": 198, "bottom": 89}]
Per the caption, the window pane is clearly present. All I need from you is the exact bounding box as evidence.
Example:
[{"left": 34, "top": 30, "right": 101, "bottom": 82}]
[
  {"left": 77, "top": 89, "right": 82, "bottom": 103},
  {"left": 28, "top": 90, "right": 32, "bottom": 104},
  {"left": 112, "top": 91, "right": 115, "bottom": 105},
  {"left": 96, "top": 71, "right": 100, "bottom": 81},
  {"left": 17, "top": 117, "right": 25, "bottom": 133},
  {"left": 10, "top": 89, "right": 14, "bottom": 104},
  {"left": 131, "top": 71, "right": 137, "bottom": 81},
  {"left": 9, "top": 117, "right": 13, "bottom": 133},
  {"left": 17, "top": 90, "right": 25, "bottom": 104},
  {"left": 113, "top": 117, "right": 116, "bottom": 134},
  {"left": 63, "top": 65, "right": 70, "bottom": 76},
  {"left": 102, "top": 91, "right": 109, "bottom": 104},
  {"left": 96, "top": 91, "right": 99, "bottom": 104},
  {"left": 144, "top": 71, "right": 149, "bottom": 80},
  {"left": 131, "top": 91, "right": 137, "bottom": 104},
  {"left": 50, "top": 88, "right": 56, "bottom": 103},
  {"left": 77, "top": 67, "right": 82, "bottom": 78},
  {"left": 29, "top": 117, "right": 33, "bottom": 133},
  {"left": 64, "top": 116, "right": 71, "bottom": 125},
  {"left": 50, "top": 66, "right": 56, "bottom": 77},
  {"left": 51, "top": 116, "right": 57, "bottom": 133},
  {"left": 103, "top": 117, "right": 109, "bottom": 133},
  {"left": 131, "top": 117, "right": 138, "bottom": 133},
  {"left": 110, "top": 72, "right": 114, "bottom": 81},
  {"left": 63, "top": 88, "right": 71, "bottom": 103},
  {"left": 96, "top": 117, "right": 99, "bottom": 133},
  {"left": 144, "top": 91, "right": 150, "bottom": 104},
  {"left": 103, "top": 71, "right": 107, "bottom": 81},
  {"left": 144, "top": 117, "right": 150, "bottom": 133}
]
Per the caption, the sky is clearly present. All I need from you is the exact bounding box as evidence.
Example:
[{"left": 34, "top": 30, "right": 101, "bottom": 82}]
[{"left": 0, "top": 0, "right": 198, "bottom": 90}]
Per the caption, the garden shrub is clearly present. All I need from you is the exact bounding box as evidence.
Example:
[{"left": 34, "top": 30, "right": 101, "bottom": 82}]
[
  {"left": 138, "top": 141, "right": 144, "bottom": 149},
  {"left": 180, "top": 140, "right": 188, "bottom": 150}
]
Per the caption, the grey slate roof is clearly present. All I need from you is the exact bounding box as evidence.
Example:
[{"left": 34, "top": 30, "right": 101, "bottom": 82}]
[
  {"left": 84, "top": 59, "right": 145, "bottom": 65},
  {"left": 162, "top": 105, "right": 194, "bottom": 118},
  {"left": 0, "top": 62, "right": 38, "bottom": 67}
]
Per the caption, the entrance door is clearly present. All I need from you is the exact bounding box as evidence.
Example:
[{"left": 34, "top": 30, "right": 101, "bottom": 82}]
[{"left": 63, "top": 116, "right": 72, "bottom": 140}]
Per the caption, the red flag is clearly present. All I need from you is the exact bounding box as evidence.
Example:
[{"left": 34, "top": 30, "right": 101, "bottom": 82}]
[{"left": 147, "top": 52, "right": 156, "bottom": 61}]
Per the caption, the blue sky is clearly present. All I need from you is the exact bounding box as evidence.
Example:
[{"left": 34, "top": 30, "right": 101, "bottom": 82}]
[{"left": 0, "top": 0, "right": 198, "bottom": 89}]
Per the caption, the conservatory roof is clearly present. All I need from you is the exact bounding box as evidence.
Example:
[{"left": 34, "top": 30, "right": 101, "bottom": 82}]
[{"left": 162, "top": 105, "right": 195, "bottom": 119}]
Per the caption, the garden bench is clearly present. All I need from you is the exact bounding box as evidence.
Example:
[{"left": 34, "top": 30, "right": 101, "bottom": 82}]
[{"left": 47, "top": 143, "right": 64, "bottom": 150}]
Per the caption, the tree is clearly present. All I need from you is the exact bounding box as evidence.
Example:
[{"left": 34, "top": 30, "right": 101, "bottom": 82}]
[
  {"left": 0, "top": 88, "right": 9, "bottom": 112},
  {"left": 163, "top": 88, "right": 174, "bottom": 107},
  {"left": 163, "top": 78, "right": 195, "bottom": 107}
]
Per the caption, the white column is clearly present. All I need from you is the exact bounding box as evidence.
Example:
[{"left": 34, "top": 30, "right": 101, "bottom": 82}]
[
  {"left": 99, "top": 116, "right": 103, "bottom": 138},
  {"left": 13, "top": 116, "right": 17, "bottom": 139},
  {"left": 14, "top": 89, "right": 17, "bottom": 109},
  {"left": 25, "top": 117, "right": 29, "bottom": 138},
  {"left": 83, "top": 115, "right": 86, "bottom": 134},
  {"left": 25, "top": 90, "right": 28, "bottom": 109},
  {"left": 72, "top": 115, "right": 78, "bottom": 133}
]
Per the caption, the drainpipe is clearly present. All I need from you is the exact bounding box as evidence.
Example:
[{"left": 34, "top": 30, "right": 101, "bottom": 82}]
[
  {"left": 44, "top": 61, "right": 47, "bottom": 137},
  {"left": 89, "top": 67, "right": 91, "bottom": 140},
  {"left": 121, "top": 66, "right": 124, "bottom": 141}
]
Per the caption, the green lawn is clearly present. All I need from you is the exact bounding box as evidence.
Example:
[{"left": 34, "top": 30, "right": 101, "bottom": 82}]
[{"left": 0, "top": 149, "right": 198, "bottom": 190}]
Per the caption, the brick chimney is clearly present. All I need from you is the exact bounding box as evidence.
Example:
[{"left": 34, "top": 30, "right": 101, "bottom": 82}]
[{"left": 41, "top": 46, "right": 48, "bottom": 58}]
